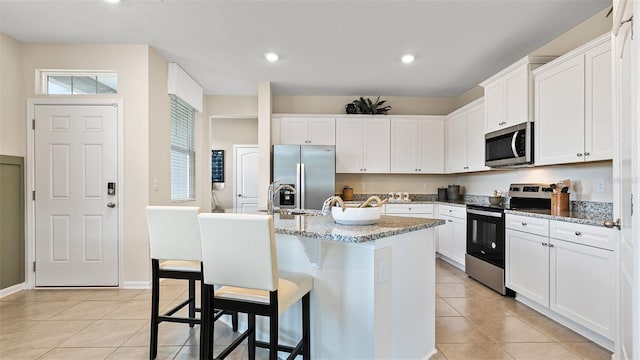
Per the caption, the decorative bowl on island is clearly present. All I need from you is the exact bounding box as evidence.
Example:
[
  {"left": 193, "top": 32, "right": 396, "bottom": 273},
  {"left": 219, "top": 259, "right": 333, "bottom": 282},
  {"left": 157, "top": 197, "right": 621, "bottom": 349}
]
[{"left": 331, "top": 206, "right": 382, "bottom": 225}]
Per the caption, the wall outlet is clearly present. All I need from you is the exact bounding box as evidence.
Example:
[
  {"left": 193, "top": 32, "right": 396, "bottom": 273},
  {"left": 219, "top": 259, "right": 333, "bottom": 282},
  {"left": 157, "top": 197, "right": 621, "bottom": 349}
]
[
  {"left": 596, "top": 178, "right": 605, "bottom": 193},
  {"left": 153, "top": 179, "right": 159, "bottom": 191},
  {"left": 378, "top": 258, "right": 389, "bottom": 284}
]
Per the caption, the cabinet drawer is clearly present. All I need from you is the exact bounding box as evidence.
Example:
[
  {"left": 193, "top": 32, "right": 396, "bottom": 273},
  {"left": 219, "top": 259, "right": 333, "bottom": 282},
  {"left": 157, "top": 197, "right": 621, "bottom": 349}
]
[
  {"left": 385, "top": 203, "right": 434, "bottom": 215},
  {"left": 550, "top": 221, "right": 615, "bottom": 251},
  {"left": 438, "top": 204, "right": 466, "bottom": 219},
  {"left": 506, "top": 214, "right": 549, "bottom": 237}
]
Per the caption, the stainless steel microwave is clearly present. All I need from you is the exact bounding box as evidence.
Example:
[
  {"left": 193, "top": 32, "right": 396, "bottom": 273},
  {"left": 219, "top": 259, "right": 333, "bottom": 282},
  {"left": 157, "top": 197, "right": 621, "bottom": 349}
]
[{"left": 485, "top": 122, "right": 533, "bottom": 168}]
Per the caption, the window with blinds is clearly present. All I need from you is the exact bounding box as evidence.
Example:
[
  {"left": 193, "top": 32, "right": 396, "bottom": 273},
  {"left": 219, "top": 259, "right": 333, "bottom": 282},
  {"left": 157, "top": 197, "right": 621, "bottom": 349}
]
[{"left": 171, "top": 95, "right": 196, "bottom": 201}]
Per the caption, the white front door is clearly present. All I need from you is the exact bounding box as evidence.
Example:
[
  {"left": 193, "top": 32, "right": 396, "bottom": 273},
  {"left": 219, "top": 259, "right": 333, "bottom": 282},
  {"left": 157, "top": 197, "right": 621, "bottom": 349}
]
[
  {"left": 34, "top": 104, "right": 118, "bottom": 286},
  {"left": 612, "top": 0, "right": 637, "bottom": 358},
  {"left": 234, "top": 145, "right": 259, "bottom": 212}
]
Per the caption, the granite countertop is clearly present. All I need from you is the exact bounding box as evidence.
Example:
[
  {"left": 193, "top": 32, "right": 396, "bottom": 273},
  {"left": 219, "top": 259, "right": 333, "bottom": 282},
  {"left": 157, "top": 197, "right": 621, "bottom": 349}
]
[
  {"left": 505, "top": 209, "right": 611, "bottom": 227},
  {"left": 272, "top": 214, "right": 445, "bottom": 243}
]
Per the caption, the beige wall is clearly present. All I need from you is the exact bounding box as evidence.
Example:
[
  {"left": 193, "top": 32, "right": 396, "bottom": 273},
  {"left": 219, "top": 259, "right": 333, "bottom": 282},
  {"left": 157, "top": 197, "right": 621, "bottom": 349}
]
[
  {"left": 0, "top": 33, "right": 24, "bottom": 157},
  {"left": 532, "top": 7, "right": 612, "bottom": 56},
  {"left": 148, "top": 48, "right": 171, "bottom": 206},
  {"left": 209, "top": 118, "right": 259, "bottom": 209},
  {"left": 274, "top": 95, "right": 457, "bottom": 116},
  {"left": 338, "top": 161, "right": 613, "bottom": 203},
  {"left": 20, "top": 43, "right": 152, "bottom": 285},
  {"left": 206, "top": 95, "right": 258, "bottom": 115}
]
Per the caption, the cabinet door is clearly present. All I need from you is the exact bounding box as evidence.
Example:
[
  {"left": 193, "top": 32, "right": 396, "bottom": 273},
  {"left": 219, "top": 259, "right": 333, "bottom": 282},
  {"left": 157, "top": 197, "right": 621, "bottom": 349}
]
[
  {"left": 584, "top": 40, "right": 613, "bottom": 162},
  {"left": 336, "top": 118, "right": 364, "bottom": 173},
  {"left": 466, "top": 103, "right": 489, "bottom": 172},
  {"left": 308, "top": 117, "right": 336, "bottom": 145},
  {"left": 550, "top": 239, "right": 615, "bottom": 339},
  {"left": 390, "top": 118, "right": 419, "bottom": 173},
  {"left": 418, "top": 118, "right": 445, "bottom": 173},
  {"left": 484, "top": 80, "right": 506, "bottom": 133},
  {"left": 445, "top": 112, "right": 467, "bottom": 173},
  {"left": 450, "top": 216, "right": 467, "bottom": 268},
  {"left": 504, "top": 66, "right": 529, "bottom": 127},
  {"left": 505, "top": 229, "right": 549, "bottom": 307},
  {"left": 280, "top": 117, "right": 310, "bottom": 144},
  {"left": 363, "top": 117, "right": 390, "bottom": 173},
  {"left": 535, "top": 56, "right": 586, "bottom": 166},
  {"left": 437, "top": 216, "right": 455, "bottom": 260}
]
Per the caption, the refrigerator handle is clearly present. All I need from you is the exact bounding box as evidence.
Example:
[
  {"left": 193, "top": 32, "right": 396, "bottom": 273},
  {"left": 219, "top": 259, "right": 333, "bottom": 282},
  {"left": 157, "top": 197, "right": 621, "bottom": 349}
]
[
  {"left": 300, "top": 163, "right": 306, "bottom": 209},
  {"left": 296, "top": 163, "right": 302, "bottom": 209}
]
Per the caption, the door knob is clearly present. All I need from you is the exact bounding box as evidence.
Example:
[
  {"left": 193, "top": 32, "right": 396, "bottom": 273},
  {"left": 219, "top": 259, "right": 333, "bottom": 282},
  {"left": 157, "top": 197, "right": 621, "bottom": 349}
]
[{"left": 107, "top": 202, "right": 116, "bottom": 208}]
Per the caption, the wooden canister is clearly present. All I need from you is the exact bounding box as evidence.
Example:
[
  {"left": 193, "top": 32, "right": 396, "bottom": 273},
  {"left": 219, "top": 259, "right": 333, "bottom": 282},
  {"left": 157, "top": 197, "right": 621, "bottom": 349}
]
[
  {"left": 551, "top": 193, "right": 569, "bottom": 214},
  {"left": 342, "top": 186, "right": 353, "bottom": 201}
]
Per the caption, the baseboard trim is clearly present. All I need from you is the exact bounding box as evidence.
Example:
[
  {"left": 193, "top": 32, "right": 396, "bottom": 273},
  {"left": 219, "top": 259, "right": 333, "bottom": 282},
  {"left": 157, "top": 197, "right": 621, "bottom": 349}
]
[
  {"left": 122, "top": 281, "right": 151, "bottom": 289},
  {"left": 0, "top": 282, "right": 27, "bottom": 299}
]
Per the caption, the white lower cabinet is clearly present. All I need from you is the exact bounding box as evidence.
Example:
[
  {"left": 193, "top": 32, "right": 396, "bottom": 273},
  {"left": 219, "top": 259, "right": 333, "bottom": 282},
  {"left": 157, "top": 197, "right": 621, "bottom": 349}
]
[
  {"left": 385, "top": 203, "right": 434, "bottom": 218},
  {"left": 506, "top": 229, "right": 550, "bottom": 307},
  {"left": 505, "top": 214, "right": 615, "bottom": 343},
  {"left": 436, "top": 204, "right": 466, "bottom": 270}
]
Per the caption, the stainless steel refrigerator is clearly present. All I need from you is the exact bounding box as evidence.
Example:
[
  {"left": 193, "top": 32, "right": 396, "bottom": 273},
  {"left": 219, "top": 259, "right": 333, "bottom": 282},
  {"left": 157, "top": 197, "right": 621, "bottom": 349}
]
[{"left": 272, "top": 145, "right": 335, "bottom": 210}]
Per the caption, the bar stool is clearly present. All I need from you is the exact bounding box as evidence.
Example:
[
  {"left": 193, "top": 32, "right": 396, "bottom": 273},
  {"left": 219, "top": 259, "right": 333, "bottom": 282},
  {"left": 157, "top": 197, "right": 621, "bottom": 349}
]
[
  {"left": 198, "top": 213, "right": 312, "bottom": 360},
  {"left": 145, "top": 206, "right": 237, "bottom": 360}
]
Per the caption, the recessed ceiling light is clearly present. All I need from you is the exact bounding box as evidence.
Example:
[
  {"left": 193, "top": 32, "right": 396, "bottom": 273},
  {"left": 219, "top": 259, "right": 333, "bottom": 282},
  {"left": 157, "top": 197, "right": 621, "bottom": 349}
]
[
  {"left": 104, "top": 0, "right": 121, "bottom": 3},
  {"left": 402, "top": 54, "right": 415, "bottom": 64},
  {"left": 265, "top": 52, "right": 279, "bottom": 62}
]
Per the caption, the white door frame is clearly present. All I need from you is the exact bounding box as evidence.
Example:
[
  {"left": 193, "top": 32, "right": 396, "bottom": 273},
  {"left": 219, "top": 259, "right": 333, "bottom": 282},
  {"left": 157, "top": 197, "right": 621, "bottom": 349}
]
[{"left": 26, "top": 98, "right": 124, "bottom": 288}]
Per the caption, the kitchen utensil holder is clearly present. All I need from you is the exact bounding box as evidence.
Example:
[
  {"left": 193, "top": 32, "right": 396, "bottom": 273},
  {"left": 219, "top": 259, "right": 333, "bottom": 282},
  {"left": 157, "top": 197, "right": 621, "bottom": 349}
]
[{"left": 551, "top": 193, "right": 569, "bottom": 214}]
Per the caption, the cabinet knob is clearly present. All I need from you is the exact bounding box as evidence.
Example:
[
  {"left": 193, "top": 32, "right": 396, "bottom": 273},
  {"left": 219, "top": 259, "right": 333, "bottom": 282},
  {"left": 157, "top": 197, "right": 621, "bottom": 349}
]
[
  {"left": 577, "top": 153, "right": 583, "bottom": 157},
  {"left": 238, "top": 194, "right": 242, "bottom": 197},
  {"left": 449, "top": 210, "right": 452, "bottom": 213},
  {"left": 584, "top": 152, "right": 590, "bottom": 156},
  {"left": 521, "top": 222, "right": 527, "bottom": 226},
  {"left": 549, "top": 243, "right": 555, "bottom": 248},
  {"left": 418, "top": 168, "right": 421, "bottom": 171},
  {"left": 574, "top": 231, "right": 582, "bottom": 236},
  {"left": 541, "top": 242, "right": 548, "bottom": 247},
  {"left": 447, "top": 219, "right": 452, "bottom": 222}
]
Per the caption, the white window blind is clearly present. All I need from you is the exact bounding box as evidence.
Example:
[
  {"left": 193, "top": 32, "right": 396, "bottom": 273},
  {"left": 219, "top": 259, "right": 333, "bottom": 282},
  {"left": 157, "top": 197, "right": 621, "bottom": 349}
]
[{"left": 171, "top": 95, "right": 196, "bottom": 201}]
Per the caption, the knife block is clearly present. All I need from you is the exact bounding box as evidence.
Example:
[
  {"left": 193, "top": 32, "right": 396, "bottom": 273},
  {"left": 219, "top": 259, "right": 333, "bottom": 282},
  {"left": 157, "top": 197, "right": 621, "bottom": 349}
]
[{"left": 551, "top": 193, "right": 569, "bottom": 215}]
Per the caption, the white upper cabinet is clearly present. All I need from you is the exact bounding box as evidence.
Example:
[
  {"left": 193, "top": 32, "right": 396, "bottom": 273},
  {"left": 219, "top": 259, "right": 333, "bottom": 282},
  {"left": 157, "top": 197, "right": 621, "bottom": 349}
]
[
  {"left": 336, "top": 117, "right": 390, "bottom": 173},
  {"left": 390, "top": 116, "right": 445, "bottom": 173},
  {"left": 277, "top": 116, "right": 336, "bottom": 145},
  {"left": 481, "top": 56, "right": 554, "bottom": 133},
  {"left": 445, "top": 99, "right": 489, "bottom": 173},
  {"left": 534, "top": 35, "right": 612, "bottom": 166}
]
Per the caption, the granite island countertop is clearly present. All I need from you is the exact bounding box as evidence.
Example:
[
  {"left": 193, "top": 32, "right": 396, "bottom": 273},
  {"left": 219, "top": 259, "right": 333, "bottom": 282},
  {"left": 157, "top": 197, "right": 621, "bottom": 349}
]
[{"left": 271, "top": 213, "right": 445, "bottom": 243}]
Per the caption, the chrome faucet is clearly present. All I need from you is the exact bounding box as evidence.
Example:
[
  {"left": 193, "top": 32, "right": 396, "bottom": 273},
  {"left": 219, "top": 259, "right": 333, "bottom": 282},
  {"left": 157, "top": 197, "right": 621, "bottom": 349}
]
[
  {"left": 320, "top": 196, "right": 337, "bottom": 215},
  {"left": 267, "top": 181, "right": 297, "bottom": 215}
]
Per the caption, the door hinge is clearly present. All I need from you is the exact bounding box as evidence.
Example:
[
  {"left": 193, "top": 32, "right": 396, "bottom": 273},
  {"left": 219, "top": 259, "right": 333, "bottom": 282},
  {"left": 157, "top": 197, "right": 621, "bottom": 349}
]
[
  {"left": 32, "top": 119, "right": 35, "bottom": 129},
  {"left": 33, "top": 261, "right": 36, "bottom": 272},
  {"left": 32, "top": 190, "right": 36, "bottom": 201}
]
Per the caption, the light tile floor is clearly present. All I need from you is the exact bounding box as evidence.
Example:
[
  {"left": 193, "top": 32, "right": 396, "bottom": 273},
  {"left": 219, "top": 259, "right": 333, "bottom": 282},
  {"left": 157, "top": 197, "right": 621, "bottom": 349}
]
[{"left": 0, "top": 259, "right": 612, "bottom": 359}]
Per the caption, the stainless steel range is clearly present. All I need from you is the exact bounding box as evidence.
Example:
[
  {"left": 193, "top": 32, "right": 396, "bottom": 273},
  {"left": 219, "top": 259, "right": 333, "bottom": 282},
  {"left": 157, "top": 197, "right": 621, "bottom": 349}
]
[{"left": 465, "top": 183, "right": 552, "bottom": 295}]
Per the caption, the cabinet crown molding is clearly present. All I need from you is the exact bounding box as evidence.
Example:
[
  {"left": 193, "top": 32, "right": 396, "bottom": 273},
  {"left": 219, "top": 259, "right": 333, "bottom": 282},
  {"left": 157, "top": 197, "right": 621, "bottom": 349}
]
[
  {"left": 480, "top": 55, "right": 557, "bottom": 87},
  {"left": 532, "top": 33, "right": 612, "bottom": 76}
]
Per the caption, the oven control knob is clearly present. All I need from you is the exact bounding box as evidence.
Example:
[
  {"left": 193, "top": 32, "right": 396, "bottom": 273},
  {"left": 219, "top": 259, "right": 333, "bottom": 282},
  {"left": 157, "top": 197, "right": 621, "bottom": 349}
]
[{"left": 491, "top": 242, "right": 496, "bottom": 249}]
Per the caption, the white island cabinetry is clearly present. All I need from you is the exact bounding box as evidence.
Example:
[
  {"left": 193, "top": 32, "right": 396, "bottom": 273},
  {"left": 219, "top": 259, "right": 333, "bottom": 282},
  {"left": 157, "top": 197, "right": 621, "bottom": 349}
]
[{"left": 267, "top": 214, "right": 443, "bottom": 359}]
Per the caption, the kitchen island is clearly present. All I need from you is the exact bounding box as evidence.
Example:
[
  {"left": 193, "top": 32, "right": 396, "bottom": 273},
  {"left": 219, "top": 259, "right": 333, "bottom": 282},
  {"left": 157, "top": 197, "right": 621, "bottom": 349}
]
[{"left": 240, "top": 213, "right": 444, "bottom": 359}]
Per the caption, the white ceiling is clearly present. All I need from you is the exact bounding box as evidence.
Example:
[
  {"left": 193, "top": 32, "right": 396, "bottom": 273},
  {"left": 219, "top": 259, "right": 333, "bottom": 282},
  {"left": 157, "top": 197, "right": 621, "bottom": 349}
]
[{"left": 0, "top": 0, "right": 610, "bottom": 96}]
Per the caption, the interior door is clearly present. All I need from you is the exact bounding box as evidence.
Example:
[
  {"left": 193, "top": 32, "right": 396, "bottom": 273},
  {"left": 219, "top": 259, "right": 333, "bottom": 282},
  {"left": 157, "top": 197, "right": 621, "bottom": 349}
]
[
  {"left": 612, "top": 0, "right": 636, "bottom": 358},
  {"left": 234, "top": 145, "right": 259, "bottom": 212},
  {"left": 34, "top": 104, "right": 118, "bottom": 286}
]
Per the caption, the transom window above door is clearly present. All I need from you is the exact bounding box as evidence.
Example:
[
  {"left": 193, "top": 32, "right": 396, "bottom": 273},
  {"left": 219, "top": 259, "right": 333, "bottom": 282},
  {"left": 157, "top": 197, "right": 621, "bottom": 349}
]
[{"left": 38, "top": 70, "right": 118, "bottom": 95}]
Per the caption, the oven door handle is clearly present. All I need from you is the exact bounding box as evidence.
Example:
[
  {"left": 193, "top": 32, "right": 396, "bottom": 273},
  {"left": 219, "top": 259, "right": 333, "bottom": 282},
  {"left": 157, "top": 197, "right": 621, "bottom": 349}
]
[{"left": 467, "top": 208, "right": 503, "bottom": 218}]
